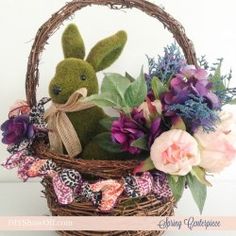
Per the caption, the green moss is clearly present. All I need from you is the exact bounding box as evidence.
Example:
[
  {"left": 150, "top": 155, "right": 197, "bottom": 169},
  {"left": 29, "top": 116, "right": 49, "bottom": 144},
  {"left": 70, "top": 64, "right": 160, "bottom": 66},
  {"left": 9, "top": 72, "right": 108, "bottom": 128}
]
[
  {"left": 86, "top": 31, "right": 127, "bottom": 72},
  {"left": 48, "top": 24, "right": 130, "bottom": 161},
  {"left": 62, "top": 24, "right": 85, "bottom": 59},
  {"left": 66, "top": 107, "right": 106, "bottom": 147},
  {"left": 67, "top": 107, "right": 137, "bottom": 160},
  {"left": 82, "top": 140, "right": 113, "bottom": 160},
  {"left": 49, "top": 58, "right": 98, "bottom": 104},
  {"left": 81, "top": 138, "right": 136, "bottom": 160}
]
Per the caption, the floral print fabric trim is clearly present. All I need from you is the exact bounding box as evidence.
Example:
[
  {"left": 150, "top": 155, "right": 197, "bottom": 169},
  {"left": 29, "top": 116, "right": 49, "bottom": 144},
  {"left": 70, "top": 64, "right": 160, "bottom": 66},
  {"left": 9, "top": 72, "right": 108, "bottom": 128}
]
[
  {"left": 1, "top": 98, "right": 172, "bottom": 212},
  {"left": 2, "top": 151, "right": 172, "bottom": 211}
]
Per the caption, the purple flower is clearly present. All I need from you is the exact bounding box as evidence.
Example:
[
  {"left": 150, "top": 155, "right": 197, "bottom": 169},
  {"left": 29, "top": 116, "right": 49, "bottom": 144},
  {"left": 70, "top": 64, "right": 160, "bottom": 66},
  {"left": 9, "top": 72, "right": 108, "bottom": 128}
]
[
  {"left": 181, "top": 65, "right": 208, "bottom": 80},
  {"left": 148, "top": 117, "right": 163, "bottom": 148},
  {"left": 1, "top": 115, "right": 34, "bottom": 145},
  {"left": 162, "top": 65, "right": 221, "bottom": 114},
  {"left": 111, "top": 109, "right": 146, "bottom": 154}
]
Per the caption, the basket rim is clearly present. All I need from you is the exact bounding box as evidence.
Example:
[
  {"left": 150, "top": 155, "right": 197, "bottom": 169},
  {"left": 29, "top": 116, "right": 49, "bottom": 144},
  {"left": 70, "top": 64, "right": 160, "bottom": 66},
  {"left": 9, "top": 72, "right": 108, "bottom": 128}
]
[{"left": 34, "top": 142, "right": 140, "bottom": 179}]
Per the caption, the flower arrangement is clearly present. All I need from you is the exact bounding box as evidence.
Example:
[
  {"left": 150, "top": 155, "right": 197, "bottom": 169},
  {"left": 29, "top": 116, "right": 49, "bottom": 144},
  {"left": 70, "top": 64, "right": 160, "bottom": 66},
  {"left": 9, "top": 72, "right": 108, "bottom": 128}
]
[
  {"left": 1, "top": 43, "right": 236, "bottom": 214},
  {"left": 2, "top": 1, "right": 235, "bottom": 236},
  {"left": 86, "top": 43, "right": 236, "bottom": 213}
]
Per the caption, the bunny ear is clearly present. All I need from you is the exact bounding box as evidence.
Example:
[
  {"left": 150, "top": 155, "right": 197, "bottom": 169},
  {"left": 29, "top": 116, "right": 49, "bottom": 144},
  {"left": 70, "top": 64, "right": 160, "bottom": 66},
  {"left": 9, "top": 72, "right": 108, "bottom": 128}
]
[
  {"left": 86, "top": 31, "right": 127, "bottom": 72},
  {"left": 62, "top": 24, "right": 85, "bottom": 59}
]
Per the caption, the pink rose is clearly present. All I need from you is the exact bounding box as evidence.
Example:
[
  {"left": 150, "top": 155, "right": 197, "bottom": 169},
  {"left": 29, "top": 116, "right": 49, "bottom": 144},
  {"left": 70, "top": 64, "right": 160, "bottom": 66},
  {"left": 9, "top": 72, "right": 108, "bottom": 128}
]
[
  {"left": 194, "top": 111, "right": 236, "bottom": 173},
  {"left": 150, "top": 129, "right": 200, "bottom": 175}
]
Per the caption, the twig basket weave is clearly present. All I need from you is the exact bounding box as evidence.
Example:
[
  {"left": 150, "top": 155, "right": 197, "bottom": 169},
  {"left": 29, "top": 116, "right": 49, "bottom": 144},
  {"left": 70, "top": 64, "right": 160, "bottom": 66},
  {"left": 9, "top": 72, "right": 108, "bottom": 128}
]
[{"left": 25, "top": 0, "right": 198, "bottom": 235}]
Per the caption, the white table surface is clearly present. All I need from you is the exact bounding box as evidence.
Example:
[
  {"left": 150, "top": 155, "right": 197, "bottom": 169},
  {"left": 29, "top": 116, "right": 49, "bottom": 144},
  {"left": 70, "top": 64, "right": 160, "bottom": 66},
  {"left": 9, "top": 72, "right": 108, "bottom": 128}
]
[{"left": 0, "top": 181, "right": 235, "bottom": 236}]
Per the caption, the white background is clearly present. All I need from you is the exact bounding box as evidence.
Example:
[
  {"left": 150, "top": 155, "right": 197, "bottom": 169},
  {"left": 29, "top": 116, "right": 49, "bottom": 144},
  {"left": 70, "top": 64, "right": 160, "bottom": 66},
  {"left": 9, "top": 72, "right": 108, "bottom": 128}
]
[{"left": 0, "top": 0, "right": 236, "bottom": 235}]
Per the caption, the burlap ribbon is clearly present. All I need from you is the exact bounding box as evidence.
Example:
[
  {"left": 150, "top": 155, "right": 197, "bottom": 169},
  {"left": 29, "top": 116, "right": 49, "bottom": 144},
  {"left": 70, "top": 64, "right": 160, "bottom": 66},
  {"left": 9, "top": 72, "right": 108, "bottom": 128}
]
[{"left": 44, "top": 88, "right": 95, "bottom": 158}]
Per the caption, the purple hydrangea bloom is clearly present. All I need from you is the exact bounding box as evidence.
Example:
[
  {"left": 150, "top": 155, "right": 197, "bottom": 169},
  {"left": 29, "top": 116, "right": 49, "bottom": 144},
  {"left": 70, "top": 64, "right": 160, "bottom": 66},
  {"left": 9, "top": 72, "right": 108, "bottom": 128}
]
[
  {"left": 162, "top": 65, "right": 221, "bottom": 114},
  {"left": 111, "top": 109, "right": 146, "bottom": 154},
  {"left": 1, "top": 115, "right": 34, "bottom": 145}
]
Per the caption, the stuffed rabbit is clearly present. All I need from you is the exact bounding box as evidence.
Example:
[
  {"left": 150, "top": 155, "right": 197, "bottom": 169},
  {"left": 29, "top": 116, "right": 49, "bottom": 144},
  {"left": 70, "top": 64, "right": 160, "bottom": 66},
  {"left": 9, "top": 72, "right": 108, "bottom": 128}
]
[{"left": 47, "top": 24, "right": 128, "bottom": 160}]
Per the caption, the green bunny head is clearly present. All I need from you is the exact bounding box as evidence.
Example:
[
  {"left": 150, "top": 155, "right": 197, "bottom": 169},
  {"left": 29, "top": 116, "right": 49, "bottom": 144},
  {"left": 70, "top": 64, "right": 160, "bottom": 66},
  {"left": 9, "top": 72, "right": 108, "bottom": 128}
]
[{"left": 49, "top": 24, "right": 127, "bottom": 104}]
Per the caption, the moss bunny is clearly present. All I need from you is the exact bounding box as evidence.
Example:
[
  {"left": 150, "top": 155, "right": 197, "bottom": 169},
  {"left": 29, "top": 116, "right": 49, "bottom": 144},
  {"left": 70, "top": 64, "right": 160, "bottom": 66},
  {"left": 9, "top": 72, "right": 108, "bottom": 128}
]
[{"left": 48, "top": 24, "right": 127, "bottom": 160}]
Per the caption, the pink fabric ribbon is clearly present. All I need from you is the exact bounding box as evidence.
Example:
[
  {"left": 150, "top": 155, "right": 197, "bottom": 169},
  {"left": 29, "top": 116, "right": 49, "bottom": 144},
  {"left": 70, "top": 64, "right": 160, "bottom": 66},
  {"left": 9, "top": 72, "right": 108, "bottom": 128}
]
[
  {"left": 17, "top": 156, "right": 36, "bottom": 181},
  {"left": 2, "top": 150, "right": 26, "bottom": 169},
  {"left": 52, "top": 174, "right": 74, "bottom": 205},
  {"left": 89, "top": 179, "right": 124, "bottom": 212},
  {"left": 27, "top": 159, "right": 48, "bottom": 177},
  {"left": 2, "top": 151, "right": 171, "bottom": 210},
  {"left": 134, "top": 172, "right": 154, "bottom": 196},
  {"left": 2, "top": 150, "right": 36, "bottom": 181}
]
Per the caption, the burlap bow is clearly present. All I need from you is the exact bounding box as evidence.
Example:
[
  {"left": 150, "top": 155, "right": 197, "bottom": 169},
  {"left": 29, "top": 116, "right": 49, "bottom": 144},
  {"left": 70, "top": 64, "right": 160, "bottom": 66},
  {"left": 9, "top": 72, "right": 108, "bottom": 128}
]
[{"left": 44, "top": 88, "right": 95, "bottom": 158}]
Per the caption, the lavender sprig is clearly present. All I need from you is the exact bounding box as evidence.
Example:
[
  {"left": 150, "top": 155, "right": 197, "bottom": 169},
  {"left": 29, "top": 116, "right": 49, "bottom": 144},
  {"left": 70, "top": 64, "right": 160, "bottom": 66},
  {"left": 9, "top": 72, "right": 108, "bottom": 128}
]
[{"left": 147, "top": 43, "right": 186, "bottom": 85}]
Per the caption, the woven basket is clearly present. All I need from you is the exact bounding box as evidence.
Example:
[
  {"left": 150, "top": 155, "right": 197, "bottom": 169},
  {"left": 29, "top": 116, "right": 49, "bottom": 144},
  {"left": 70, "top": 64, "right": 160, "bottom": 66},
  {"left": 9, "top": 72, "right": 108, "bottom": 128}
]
[{"left": 25, "top": 0, "right": 198, "bottom": 235}]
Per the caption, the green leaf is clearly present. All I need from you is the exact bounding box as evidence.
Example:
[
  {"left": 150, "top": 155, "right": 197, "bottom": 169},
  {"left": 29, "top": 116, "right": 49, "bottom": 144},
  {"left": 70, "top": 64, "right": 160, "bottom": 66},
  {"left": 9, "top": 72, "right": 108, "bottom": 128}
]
[
  {"left": 87, "top": 93, "right": 121, "bottom": 108},
  {"left": 151, "top": 76, "right": 168, "bottom": 99},
  {"left": 186, "top": 174, "right": 207, "bottom": 214},
  {"left": 101, "top": 73, "right": 130, "bottom": 107},
  {"left": 131, "top": 136, "right": 148, "bottom": 151},
  {"left": 172, "top": 175, "right": 179, "bottom": 183},
  {"left": 167, "top": 175, "right": 186, "bottom": 202},
  {"left": 229, "top": 98, "right": 236, "bottom": 105},
  {"left": 133, "top": 157, "right": 155, "bottom": 174},
  {"left": 99, "top": 117, "right": 117, "bottom": 130},
  {"left": 122, "top": 107, "right": 132, "bottom": 114},
  {"left": 102, "top": 73, "right": 130, "bottom": 95},
  {"left": 171, "top": 116, "right": 186, "bottom": 130},
  {"left": 124, "top": 68, "right": 147, "bottom": 108},
  {"left": 210, "top": 62, "right": 225, "bottom": 91},
  {"left": 125, "top": 72, "right": 136, "bottom": 82},
  {"left": 93, "top": 132, "right": 122, "bottom": 153},
  {"left": 191, "top": 166, "right": 212, "bottom": 187}
]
